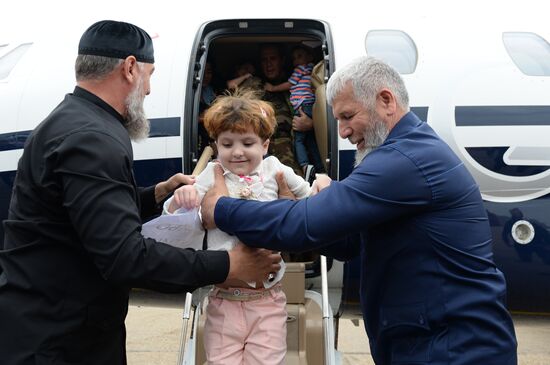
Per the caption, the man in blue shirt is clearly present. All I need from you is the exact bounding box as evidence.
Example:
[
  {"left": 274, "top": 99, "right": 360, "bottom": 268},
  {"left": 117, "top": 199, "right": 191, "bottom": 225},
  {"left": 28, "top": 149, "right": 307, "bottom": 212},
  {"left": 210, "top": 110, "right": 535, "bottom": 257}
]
[{"left": 201, "top": 57, "right": 517, "bottom": 364}]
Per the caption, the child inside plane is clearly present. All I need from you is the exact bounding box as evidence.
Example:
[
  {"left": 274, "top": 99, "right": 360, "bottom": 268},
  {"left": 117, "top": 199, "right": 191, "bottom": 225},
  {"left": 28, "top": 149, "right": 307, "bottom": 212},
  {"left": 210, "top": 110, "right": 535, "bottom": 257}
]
[
  {"left": 226, "top": 60, "right": 262, "bottom": 90},
  {"left": 164, "top": 90, "right": 311, "bottom": 364},
  {"left": 264, "top": 45, "right": 324, "bottom": 174}
]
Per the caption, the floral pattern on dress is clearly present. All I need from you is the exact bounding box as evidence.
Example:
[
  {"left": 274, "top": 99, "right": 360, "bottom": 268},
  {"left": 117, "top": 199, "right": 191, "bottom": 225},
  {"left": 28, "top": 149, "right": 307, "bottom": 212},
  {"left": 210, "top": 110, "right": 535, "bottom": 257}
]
[{"left": 226, "top": 173, "right": 264, "bottom": 200}]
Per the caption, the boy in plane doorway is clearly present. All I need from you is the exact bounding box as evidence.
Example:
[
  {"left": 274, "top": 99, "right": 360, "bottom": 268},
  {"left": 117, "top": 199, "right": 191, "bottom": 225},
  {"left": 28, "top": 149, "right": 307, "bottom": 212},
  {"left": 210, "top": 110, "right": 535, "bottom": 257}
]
[{"left": 265, "top": 45, "right": 324, "bottom": 175}]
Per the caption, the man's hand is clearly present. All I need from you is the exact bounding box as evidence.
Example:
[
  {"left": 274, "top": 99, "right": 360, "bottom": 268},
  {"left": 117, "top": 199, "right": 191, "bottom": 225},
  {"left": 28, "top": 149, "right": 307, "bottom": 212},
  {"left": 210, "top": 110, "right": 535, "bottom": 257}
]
[
  {"left": 292, "top": 109, "right": 314, "bottom": 132},
  {"left": 311, "top": 174, "right": 332, "bottom": 195},
  {"left": 201, "top": 163, "right": 228, "bottom": 229},
  {"left": 155, "top": 173, "right": 195, "bottom": 203},
  {"left": 275, "top": 171, "right": 296, "bottom": 200},
  {"left": 227, "top": 243, "right": 282, "bottom": 283}
]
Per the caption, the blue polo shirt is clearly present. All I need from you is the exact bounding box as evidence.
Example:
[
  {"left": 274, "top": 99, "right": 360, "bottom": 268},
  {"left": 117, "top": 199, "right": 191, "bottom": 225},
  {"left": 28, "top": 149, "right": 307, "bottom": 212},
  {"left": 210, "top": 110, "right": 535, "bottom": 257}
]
[{"left": 215, "top": 112, "right": 517, "bottom": 364}]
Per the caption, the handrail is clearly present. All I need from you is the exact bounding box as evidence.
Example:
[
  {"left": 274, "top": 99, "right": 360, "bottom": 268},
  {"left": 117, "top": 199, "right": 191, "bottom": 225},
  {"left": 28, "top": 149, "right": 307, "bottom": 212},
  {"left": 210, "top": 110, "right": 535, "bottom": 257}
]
[
  {"left": 321, "top": 255, "right": 336, "bottom": 364},
  {"left": 192, "top": 146, "right": 214, "bottom": 176},
  {"left": 176, "top": 292, "right": 193, "bottom": 365}
]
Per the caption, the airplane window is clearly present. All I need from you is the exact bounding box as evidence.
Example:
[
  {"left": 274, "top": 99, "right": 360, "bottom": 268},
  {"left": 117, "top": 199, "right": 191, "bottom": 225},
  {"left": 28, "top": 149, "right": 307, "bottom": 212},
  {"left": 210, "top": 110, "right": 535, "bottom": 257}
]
[
  {"left": 0, "top": 43, "right": 32, "bottom": 80},
  {"left": 365, "top": 30, "right": 417, "bottom": 74},
  {"left": 502, "top": 32, "right": 550, "bottom": 76}
]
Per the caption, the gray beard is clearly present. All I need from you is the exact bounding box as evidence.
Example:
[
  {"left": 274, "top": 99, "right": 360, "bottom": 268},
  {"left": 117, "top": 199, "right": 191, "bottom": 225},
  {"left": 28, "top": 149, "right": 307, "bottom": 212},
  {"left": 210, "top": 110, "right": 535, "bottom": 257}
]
[
  {"left": 124, "top": 78, "right": 150, "bottom": 142},
  {"left": 354, "top": 115, "right": 390, "bottom": 167}
]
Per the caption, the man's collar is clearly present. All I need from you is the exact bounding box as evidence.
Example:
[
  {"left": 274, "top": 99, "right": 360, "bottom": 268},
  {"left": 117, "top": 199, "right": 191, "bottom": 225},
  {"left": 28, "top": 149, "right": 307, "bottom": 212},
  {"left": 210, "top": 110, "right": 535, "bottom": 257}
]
[
  {"left": 386, "top": 111, "right": 423, "bottom": 140},
  {"left": 73, "top": 86, "right": 126, "bottom": 124}
]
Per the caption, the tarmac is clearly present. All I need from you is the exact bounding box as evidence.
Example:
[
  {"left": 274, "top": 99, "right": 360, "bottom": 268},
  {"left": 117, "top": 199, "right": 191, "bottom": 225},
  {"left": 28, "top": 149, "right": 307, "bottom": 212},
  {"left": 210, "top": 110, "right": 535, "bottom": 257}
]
[{"left": 126, "top": 293, "right": 550, "bottom": 365}]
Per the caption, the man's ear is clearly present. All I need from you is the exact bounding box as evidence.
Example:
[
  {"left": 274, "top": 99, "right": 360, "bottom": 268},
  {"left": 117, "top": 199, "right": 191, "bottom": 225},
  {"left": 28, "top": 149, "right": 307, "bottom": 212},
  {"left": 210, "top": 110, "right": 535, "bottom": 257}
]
[
  {"left": 378, "top": 88, "right": 397, "bottom": 116},
  {"left": 122, "top": 56, "right": 138, "bottom": 83},
  {"left": 263, "top": 138, "right": 270, "bottom": 154}
]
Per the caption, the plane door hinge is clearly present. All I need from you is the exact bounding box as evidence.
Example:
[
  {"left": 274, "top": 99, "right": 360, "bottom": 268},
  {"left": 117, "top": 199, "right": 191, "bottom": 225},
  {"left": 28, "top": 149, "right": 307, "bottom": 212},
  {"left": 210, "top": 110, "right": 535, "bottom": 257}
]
[
  {"left": 192, "top": 42, "right": 207, "bottom": 89},
  {"left": 321, "top": 42, "right": 330, "bottom": 83}
]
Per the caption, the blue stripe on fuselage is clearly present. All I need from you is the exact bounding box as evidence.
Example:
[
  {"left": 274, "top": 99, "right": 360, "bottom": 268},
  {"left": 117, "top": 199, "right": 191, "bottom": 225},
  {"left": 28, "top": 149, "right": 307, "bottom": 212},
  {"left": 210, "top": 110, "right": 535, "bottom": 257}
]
[
  {"left": 455, "top": 105, "right": 550, "bottom": 126},
  {"left": 466, "top": 147, "right": 548, "bottom": 177},
  {"left": 410, "top": 106, "right": 428, "bottom": 122},
  {"left": 0, "top": 117, "right": 180, "bottom": 152},
  {"left": 0, "top": 131, "right": 32, "bottom": 151}
]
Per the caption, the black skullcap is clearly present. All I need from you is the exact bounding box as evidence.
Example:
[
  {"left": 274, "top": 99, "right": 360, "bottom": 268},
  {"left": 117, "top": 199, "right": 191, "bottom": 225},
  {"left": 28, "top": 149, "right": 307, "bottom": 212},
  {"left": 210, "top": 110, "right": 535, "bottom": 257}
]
[{"left": 78, "top": 20, "right": 154, "bottom": 63}]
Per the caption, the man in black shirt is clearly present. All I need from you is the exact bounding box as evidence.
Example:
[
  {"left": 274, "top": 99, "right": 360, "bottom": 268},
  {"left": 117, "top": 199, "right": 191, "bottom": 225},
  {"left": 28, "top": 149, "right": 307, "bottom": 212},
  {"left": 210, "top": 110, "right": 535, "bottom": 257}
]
[{"left": 0, "top": 20, "right": 280, "bottom": 365}]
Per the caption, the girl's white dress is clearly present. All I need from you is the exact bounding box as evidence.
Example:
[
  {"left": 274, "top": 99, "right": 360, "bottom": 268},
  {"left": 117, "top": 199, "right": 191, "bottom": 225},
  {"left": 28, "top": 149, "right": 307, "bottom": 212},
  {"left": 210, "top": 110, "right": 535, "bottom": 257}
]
[{"left": 163, "top": 155, "right": 311, "bottom": 287}]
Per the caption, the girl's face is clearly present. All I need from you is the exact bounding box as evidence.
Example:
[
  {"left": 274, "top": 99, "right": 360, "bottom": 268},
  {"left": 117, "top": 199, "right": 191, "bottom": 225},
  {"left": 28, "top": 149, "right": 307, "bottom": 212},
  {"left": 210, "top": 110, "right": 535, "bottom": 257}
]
[
  {"left": 216, "top": 128, "right": 269, "bottom": 176},
  {"left": 292, "top": 48, "right": 311, "bottom": 67}
]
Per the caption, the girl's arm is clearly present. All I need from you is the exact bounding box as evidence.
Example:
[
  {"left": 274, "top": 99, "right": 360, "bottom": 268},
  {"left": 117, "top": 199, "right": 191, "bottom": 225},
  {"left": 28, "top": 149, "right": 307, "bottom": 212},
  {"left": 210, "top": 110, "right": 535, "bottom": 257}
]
[{"left": 227, "top": 73, "right": 252, "bottom": 89}]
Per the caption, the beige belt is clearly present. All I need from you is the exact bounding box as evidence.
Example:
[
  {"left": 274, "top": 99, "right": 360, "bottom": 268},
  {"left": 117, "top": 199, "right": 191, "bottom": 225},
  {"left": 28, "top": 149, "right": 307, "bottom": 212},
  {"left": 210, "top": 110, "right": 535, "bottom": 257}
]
[{"left": 211, "top": 285, "right": 282, "bottom": 302}]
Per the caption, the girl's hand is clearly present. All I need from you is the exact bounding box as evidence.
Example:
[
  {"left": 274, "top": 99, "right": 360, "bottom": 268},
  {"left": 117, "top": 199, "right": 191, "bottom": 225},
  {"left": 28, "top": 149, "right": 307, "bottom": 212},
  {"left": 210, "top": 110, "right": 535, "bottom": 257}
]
[{"left": 171, "top": 185, "right": 199, "bottom": 211}]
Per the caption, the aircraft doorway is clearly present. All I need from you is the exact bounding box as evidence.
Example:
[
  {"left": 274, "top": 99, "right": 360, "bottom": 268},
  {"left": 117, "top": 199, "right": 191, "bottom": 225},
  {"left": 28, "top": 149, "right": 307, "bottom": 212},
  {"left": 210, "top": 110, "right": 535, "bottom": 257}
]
[
  {"left": 183, "top": 18, "right": 341, "bottom": 281},
  {"left": 180, "top": 19, "right": 343, "bottom": 364},
  {"left": 183, "top": 19, "right": 338, "bottom": 181}
]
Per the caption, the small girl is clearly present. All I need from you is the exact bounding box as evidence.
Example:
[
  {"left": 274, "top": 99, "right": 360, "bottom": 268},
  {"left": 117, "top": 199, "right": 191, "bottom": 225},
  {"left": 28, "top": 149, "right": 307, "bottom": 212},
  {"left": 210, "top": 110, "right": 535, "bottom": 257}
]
[
  {"left": 164, "top": 90, "right": 310, "bottom": 364},
  {"left": 226, "top": 61, "right": 262, "bottom": 91}
]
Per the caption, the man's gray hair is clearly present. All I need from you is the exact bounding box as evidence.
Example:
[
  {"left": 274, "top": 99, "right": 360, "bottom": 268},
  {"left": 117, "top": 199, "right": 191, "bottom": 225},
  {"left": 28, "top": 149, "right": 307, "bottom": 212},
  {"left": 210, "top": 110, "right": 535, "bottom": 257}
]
[
  {"left": 327, "top": 57, "right": 409, "bottom": 111},
  {"left": 75, "top": 54, "right": 123, "bottom": 81}
]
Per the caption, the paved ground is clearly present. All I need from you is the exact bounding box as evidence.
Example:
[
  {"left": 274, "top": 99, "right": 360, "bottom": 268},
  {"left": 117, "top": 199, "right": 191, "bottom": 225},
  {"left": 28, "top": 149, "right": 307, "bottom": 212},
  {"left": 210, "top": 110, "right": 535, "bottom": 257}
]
[{"left": 126, "top": 295, "right": 550, "bottom": 365}]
